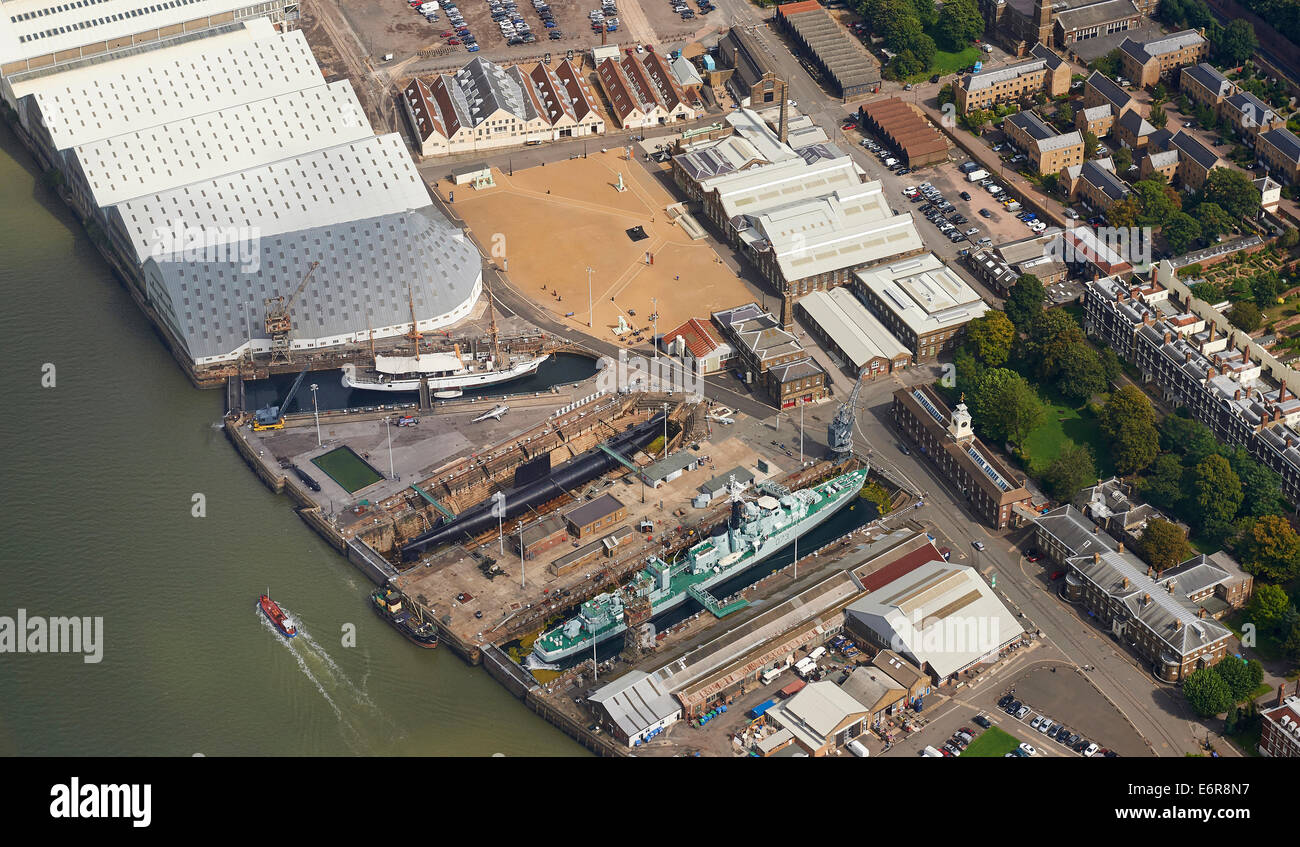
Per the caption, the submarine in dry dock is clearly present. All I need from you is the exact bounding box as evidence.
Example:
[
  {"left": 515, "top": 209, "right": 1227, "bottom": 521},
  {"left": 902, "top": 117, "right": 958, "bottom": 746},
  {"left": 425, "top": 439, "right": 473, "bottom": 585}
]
[{"left": 400, "top": 413, "right": 667, "bottom": 561}]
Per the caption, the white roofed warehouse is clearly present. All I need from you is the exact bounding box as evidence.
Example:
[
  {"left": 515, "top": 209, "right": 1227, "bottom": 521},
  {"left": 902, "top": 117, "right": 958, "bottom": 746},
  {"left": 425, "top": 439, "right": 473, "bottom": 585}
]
[{"left": 2, "top": 15, "right": 483, "bottom": 384}]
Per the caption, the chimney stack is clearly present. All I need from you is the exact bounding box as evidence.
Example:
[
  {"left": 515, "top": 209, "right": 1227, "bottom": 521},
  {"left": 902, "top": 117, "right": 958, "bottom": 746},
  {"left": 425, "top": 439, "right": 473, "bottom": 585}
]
[
  {"left": 1164, "top": 330, "right": 1172, "bottom": 344},
  {"left": 1175, "top": 619, "right": 1183, "bottom": 630},
  {"left": 1279, "top": 684, "right": 1287, "bottom": 707},
  {"left": 1235, "top": 389, "right": 1242, "bottom": 400},
  {"left": 1121, "top": 577, "right": 1129, "bottom": 589},
  {"left": 1185, "top": 350, "right": 1192, "bottom": 363},
  {"left": 1117, "top": 541, "right": 1124, "bottom": 553},
  {"left": 1168, "top": 580, "right": 1176, "bottom": 594},
  {"left": 1147, "top": 566, "right": 1154, "bottom": 577},
  {"left": 1198, "top": 607, "right": 1206, "bottom": 619},
  {"left": 1093, "top": 552, "right": 1100, "bottom": 563},
  {"left": 1143, "top": 592, "right": 1151, "bottom": 604}
]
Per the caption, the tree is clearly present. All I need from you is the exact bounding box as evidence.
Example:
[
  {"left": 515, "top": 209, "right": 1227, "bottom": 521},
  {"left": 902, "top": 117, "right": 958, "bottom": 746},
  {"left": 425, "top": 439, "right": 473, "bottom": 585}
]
[
  {"left": 879, "top": 1, "right": 925, "bottom": 54},
  {"left": 1246, "top": 583, "right": 1292, "bottom": 630},
  {"left": 937, "top": 83, "right": 956, "bottom": 108},
  {"left": 1191, "top": 454, "right": 1244, "bottom": 530},
  {"left": 1182, "top": 666, "right": 1233, "bottom": 717},
  {"left": 909, "top": 0, "right": 939, "bottom": 28},
  {"left": 1056, "top": 102, "right": 1074, "bottom": 129},
  {"left": 1024, "top": 309, "right": 1085, "bottom": 382},
  {"left": 1111, "top": 145, "right": 1132, "bottom": 174},
  {"left": 1043, "top": 441, "right": 1098, "bottom": 502},
  {"left": 1139, "top": 517, "right": 1194, "bottom": 572},
  {"left": 1202, "top": 167, "right": 1262, "bottom": 219},
  {"left": 1213, "top": 657, "right": 1263, "bottom": 703},
  {"left": 1164, "top": 211, "right": 1202, "bottom": 255},
  {"left": 1004, "top": 273, "right": 1045, "bottom": 329},
  {"left": 935, "top": 0, "right": 983, "bottom": 51},
  {"left": 1213, "top": 19, "right": 1259, "bottom": 67},
  {"left": 971, "top": 368, "right": 1045, "bottom": 446},
  {"left": 965, "top": 310, "right": 1016, "bottom": 367},
  {"left": 1152, "top": 82, "right": 1168, "bottom": 104},
  {"left": 1159, "top": 414, "right": 1221, "bottom": 463},
  {"left": 1237, "top": 514, "right": 1300, "bottom": 583},
  {"left": 1107, "top": 196, "right": 1142, "bottom": 229},
  {"left": 1055, "top": 342, "right": 1108, "bottom": 404},
  {"left": 1227, "top": 449, "right": 1289, "bottom": 518},
  {"left": 1195, "top": 202, "right": 1234, "bottom": 242},
  {"left": 1133, "top": 178, "right": 1181, "bottom": 225},
  {"left": 1083, "top": 130, "right": 1099, "bottom": 159},
  {"left": 1279, "top": 227, "right": 1300, "bottom": 249},
  {"left": 1150, "top": 102, "right": 1168, "bottom": 129},
  {"left": 1229, "top": 300, "right": 1262, "bottom": 332},
  {"left": 1100, "top": 385, "right": 1160, "bottom": 474},
  {"left": 1140, "top": 453, "right": 1188, "bottom": 513}
]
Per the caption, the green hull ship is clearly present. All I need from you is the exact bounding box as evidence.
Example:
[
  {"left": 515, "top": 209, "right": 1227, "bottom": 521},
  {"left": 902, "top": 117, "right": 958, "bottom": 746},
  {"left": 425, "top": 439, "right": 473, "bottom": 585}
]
[{"left": 531, "top": 467, "right": 868, "bottom": 663}]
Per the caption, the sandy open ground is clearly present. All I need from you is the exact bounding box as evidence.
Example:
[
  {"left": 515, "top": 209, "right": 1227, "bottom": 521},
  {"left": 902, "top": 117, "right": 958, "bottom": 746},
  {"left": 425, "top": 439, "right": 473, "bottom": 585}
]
[{"left": 436, "top": 152, "right": 756, "bottom": 344}]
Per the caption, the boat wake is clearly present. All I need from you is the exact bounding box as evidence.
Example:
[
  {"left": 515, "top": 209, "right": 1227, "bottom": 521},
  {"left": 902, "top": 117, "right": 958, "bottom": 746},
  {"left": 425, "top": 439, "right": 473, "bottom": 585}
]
[{"left": 255, "top": 604, "right": 393, "bottom": 752}]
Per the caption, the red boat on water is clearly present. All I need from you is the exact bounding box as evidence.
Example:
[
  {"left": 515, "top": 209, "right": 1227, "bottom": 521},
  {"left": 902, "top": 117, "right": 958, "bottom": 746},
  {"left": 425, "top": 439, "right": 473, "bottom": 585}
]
[{"left": 260, "top": 592, "right": 297, "bottom": 639}]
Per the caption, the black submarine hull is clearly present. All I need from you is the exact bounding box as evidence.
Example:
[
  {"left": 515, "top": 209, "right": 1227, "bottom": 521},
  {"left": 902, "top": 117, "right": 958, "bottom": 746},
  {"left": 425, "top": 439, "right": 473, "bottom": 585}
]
[{"left": 400, "top": 413, "right": 666, "bottom": 560}]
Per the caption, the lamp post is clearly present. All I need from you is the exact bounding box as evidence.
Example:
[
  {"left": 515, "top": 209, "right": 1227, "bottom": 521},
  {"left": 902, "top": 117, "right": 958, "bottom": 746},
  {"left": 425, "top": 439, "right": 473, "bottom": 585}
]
[
  {"left": 652, "top": 296, "right": 658, "bottom": 364},
  {"left": 799, "top": 400, "right": 804, "bottom": 464},
  {"left": 310, "top": 384, "right": 321, "bottom": 447},
  {"left": 384, "top": 415, "right": 396, "bottom": 480},
  {"left": 519, "top": 520, "right": 525, "bottom": 589},
  {"left": 586, "top": 266, "right": 594, "bottom": 328}
]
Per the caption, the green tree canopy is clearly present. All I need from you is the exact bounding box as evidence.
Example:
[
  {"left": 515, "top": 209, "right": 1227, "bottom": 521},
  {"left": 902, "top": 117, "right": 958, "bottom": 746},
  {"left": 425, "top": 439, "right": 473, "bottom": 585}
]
[
  {"left": 1202, "top": 167, "right": 1262, "bottom": 219},
  {"left": 1159, "top": 414, "right": 1221, "bottom": 464},
  {"left": 1138, "top": 517, "right": 1194, "bottom": 572},
  {"left": 965, "top": 310, "right": 1016, "bottom": 367},
  {"left": 1023, "top": 308, "right": 1085, "bottom": 382},
  {"left": 935, "top": 0, "right": 983, "bottom": 50},
  {"left": 1195, "top": 202, "right": 1235, "bottom": 242},
  {"left": 1237, "top": 514, "right": 1300, "bottom": 583},
  {"left": 1247, "top": 583, "right": 1292, "bottom": 629},
  {"left": 970, "top": 367, "right": 1045, "bottom": 446},
  {"left": 1213, "top": 657, "right": 1264, "bottom": 703},
  {"left": 1192, "top": 453, "right": 1244, "bottom": 529},
  {"left": 1163, "top": 211, "right": 1202, "bottom": 255},
  {"left": 1004, "top": 274, "right": 1045, "bottom": 329},
  {"left": 1055, "top": 342, "right": 1108, "bottom": 404},
  {"left": 1042, "top": 441, "right": 1098, "bottom": 502},
  {"left": 1212, "top": 19, "right": 1259, "bottom": 67},
  {"left": 1139, "top": 452, "right": 1188, "bottom": 513},
  {"left": 1229, "top": 300, "right": 1262, "bottom": 332},
  {"left": 1100, "top": 385, "right": 1160, "bottom": 474},
  {"left": 1182, "top": 666, "right": 1234, "bottom": 717}
]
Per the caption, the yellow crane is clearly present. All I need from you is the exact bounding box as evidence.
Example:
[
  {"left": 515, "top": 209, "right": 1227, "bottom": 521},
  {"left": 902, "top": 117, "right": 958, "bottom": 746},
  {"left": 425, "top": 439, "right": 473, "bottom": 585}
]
[{"left": 264, "top": 261, "right": 320, "bottom": 364}]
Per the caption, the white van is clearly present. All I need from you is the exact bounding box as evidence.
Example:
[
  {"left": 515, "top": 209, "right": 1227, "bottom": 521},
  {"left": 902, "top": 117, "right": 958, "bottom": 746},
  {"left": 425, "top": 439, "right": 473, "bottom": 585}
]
[
  {"left": 760, "top": 667, "right": 782, "bottom": 685},
  {"left": 847, "top": 739, "right": 870, "bottom": 757},
  {"left": 921, "top": 745, "right": 944, "bottom": 757},
  {"left": 807, "top": 646, "right": 827, "bottom": 662}
]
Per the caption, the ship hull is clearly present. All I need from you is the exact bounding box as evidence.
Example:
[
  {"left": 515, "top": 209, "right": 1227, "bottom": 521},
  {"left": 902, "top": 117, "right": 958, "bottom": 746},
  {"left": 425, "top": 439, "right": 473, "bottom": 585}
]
[
  {"left": 341, "top": 354, "right": 548, "bottom": 393},
  {"left": 260, "top": 596, "right": 297, "bottom": 639},
  {"left": 531, "top": 471, "right": 867, "bottom": 663},
  {"left": 370, "top": 601, "right": 440, "bottom": 648}
]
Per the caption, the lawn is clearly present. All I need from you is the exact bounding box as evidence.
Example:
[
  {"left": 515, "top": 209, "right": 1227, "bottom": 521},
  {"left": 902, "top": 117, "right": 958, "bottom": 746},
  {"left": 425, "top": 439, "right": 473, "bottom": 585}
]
[
  {"left": 1223, "top": 610, "right": 1286, "bottom": 662},
  {"left": 901, "top": 43, "right": 981, "bottom": 82},
  {"left": 311, "top": 446, "right": 384, "bottom": 493},
  {"left": 1224, "top": 721, "right": 1263, "bottom": 757},
  {"left": 960, "top": 726, "right": 1020, "bottom": 757},
  {"left": 1019, "top": 392, "right": 1113, "bottom": 479}
]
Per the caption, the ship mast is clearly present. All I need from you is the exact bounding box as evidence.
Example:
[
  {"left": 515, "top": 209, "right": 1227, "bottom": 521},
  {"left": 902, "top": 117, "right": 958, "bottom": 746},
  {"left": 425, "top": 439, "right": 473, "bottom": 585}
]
[
  {"left": 404, "top": 284, "right": 423, "bottom": 358},
  {"left": 483, "top": 272, "right": 502, "bottom": 372}
]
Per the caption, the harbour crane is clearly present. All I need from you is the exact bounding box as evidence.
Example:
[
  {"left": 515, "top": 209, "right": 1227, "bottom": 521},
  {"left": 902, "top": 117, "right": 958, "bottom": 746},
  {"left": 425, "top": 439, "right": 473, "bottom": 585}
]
[
  {"left": 251, "top": 367, "right": 310, "bottom": 431},
  {"left": 263, "top": 261, "right": 320, "bottom": 364},
  {"left": 827, "top": 367, "right": 867, "bottom": 457}
]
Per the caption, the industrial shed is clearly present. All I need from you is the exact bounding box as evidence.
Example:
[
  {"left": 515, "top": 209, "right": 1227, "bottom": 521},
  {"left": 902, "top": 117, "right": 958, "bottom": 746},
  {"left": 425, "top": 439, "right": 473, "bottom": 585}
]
[
  {"left": 858, "top": 98, "right": 948, "bottom": 167},
  {"left": 775, "top": 1, "right": 880, "bottom": 101}
]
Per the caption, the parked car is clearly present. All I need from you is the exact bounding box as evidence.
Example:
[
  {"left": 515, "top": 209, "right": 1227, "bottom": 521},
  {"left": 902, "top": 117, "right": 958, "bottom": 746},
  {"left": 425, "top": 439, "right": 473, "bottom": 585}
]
[
  {"left": 972, "top": 541, "right": 986, "bottom": 551},
  {"left": 979, "top": 208, "right": 992, "bottom": 218},
  {"left": 1030, "top": 716, "right": 1043, "bottom": 731},
  {"left": 1019, "top": 742, "right": 1037, "bottom": 756},
  {"left": 998, "top": 694, "right": 1014, "bottom": 708},
  {"left": 974, "top": 714, "right": 992, "bottom": 728},
  {"left": 1015, "top": 705, "right": 1030, "bottom": 719},
  {"left": 959, "top": 191, "right": 972, "bottom": 201},
  {"left": 1084, "top": 742, "right": 1100, "bottom": 757}
]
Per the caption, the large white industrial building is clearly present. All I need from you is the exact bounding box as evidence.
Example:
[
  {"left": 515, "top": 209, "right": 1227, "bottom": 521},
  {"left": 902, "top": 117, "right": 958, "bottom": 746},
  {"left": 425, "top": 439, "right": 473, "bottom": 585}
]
[{"left": 2, "top": 10, "right": 482, "bottom": 375}]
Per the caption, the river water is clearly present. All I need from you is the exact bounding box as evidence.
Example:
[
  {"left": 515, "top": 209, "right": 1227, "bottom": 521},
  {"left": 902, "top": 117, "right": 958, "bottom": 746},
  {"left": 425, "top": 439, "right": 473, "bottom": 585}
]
[{"left": 0, "top": 122, "right": 586, "bottom": 756}]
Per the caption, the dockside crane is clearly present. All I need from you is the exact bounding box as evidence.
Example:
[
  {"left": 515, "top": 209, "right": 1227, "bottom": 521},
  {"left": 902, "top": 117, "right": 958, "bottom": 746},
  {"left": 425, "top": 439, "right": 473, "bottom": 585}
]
[
  {"left": 263, "top": 261, "right": 320, "bottom": 364},
  {"left": 252, "top": 366, "right": 310, "bottom": 431}
]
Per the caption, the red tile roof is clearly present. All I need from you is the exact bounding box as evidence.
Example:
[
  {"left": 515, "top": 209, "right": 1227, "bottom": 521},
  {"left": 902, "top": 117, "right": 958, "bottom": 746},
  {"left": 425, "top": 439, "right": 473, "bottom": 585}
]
[
  {"left": 663, "top": 318, "right": 725, "bottom": 358},
  {"left": 858, "top": 542, "right": 944, "bottom": 593}
]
